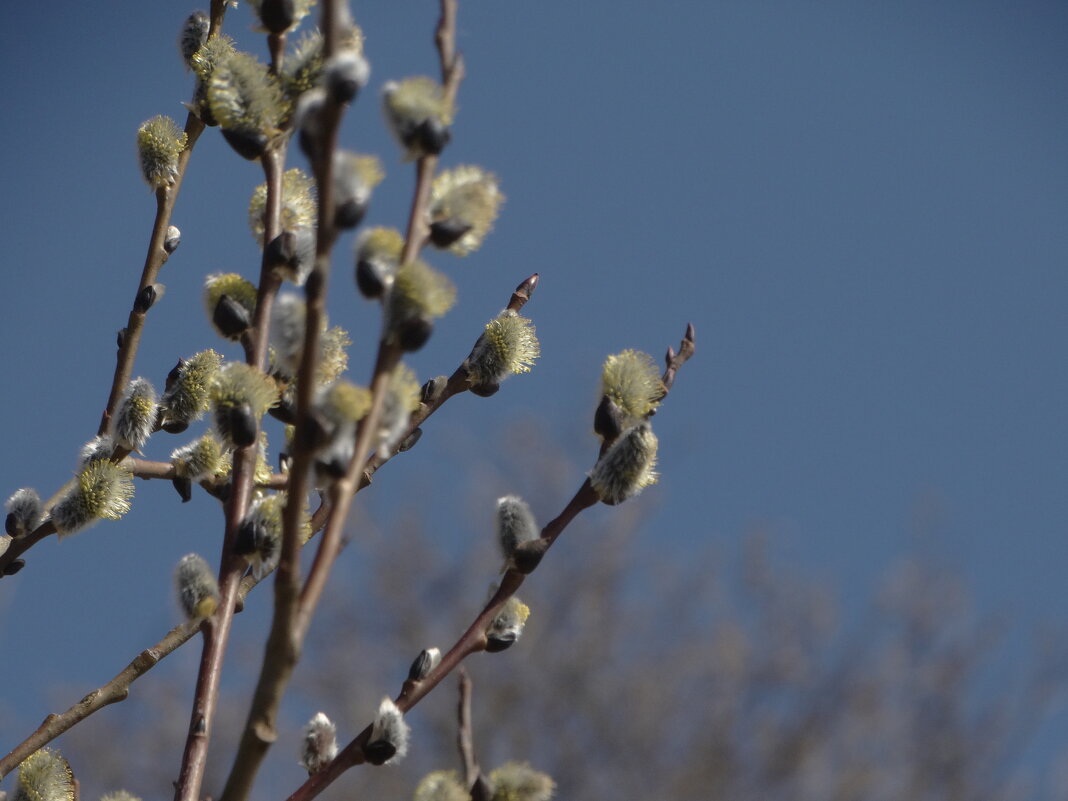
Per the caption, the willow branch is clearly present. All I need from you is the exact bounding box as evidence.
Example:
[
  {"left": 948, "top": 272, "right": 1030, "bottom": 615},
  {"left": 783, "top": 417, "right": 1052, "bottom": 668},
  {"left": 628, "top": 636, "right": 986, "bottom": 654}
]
[
  {"left": 0, "top": 9, "right": 238, "bottom": 580},
  {"left": 99, "top": 136, "right": 201, "bottom": 436},
  {"left": 286, "top": 322, "right": 697, "bottom": 801},
  {"left": 217, "top": 1, "right": 358, "bottom": 797},
  {"left": 173, "top": 98, "right": 291, "bottom": 801},
  {"left": 99, "top": 0, "right": 232, "bottom": 433},
  {"left": 457, "top": 668, "right": 480, "bottom": 788},
  {"left": 285, "top": 481, "right": 599, "bottom": 801},
  {"left": 400, "top": 0, "right": 464, "bottom": 263},
  {"left": 0, "top": 620, "right": 198, "bottom": 780},
  {"left": 0, "top": 271, "right": 539, "bottom": 756},
  {"left": 122, "top": 457, "right": 286, "bottom": 490},
  {"left": 0, "top": 535, "right": 290, "bottom": 781},
  {"left": 359, "top": 273, "right": 539, "bottom": 485}
]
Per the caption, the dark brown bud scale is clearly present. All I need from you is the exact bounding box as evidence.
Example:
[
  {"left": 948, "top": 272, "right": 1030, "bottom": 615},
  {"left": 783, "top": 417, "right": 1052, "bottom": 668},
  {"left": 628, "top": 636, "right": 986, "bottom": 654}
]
[
  {"left": 396, "top": 317, "right": 433, "bottom": 352},
  {"left": 258, "top": 0, "right": 295, "bottom": 33},
  {"left": 355, "top": 259, "right": 386, "bottom": 299},
  {"left": 363, "top": 740, "right": 397, "bottom": 766},
  {"left": 428, "top": 218, "right": 472, "bottom": 249},
  {"left": 172, "top": 476, "right": 193, "bottom": 503},
  {"left": 221, "top": 128, "right": 268, "bottom": 161},
  {"left": 213, "top": 295, "right": 252, "bottom": 338}
]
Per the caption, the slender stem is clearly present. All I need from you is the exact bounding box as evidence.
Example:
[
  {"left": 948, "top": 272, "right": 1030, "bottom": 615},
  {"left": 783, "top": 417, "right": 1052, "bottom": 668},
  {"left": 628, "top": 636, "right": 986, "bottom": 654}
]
[
  {"left": 217, "top": 2, "right": 353, "bottom": 798},
  {"left": 457, "top": 668, "right": 479, "bottom": 787},
  {"left": 284, "top": 319, "right": 697, "bottom": 801},
  {"left": 0, "top": 3, "right": 239, "bottom": 580},
  {"left": 297, "top": 344, "right": 400, "bottom": 636},
  {"left": 221, "top": 1, "right": 468, "bottom": 793},
  {"left": 99, "top": 129, "right": 203, "bottom": 437},
  {"left": 174, "top": 102, "right": 290, "bottom": 801},
  {"left": 0, "top": 620, "right": 199, "bottom": 780},
  {"left": 123, "top": 457, "right": 285, "bottom": 489},
  {"left": 284, "top": 482, "right": 599, "bottom": 801},
  {"left": 0, "top": 272, "right": 541, "bottom": 760}
]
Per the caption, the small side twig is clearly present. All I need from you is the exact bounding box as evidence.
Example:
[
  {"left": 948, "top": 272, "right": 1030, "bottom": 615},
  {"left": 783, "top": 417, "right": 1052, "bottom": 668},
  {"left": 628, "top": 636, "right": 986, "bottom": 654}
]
[
  {"left": 285, "top": 482, "right": 599, "bottom": 801},
  {"left": 662, "top": 322, "right": 696, "bottom": 393},
  {"left": 285, "top": 322, "right": 696, "bottom": 801},
  {"left": 0, "top": 271, "right": 540, "bottom": 758},
  {"left": 124, "top": 457, "right": 288, "bottom": 491},
  {"left": 0, "top": 620, "right": 200, "bottom": 780},
  {"left": 457, "top": 668, "right": 479, "bottom": 785},
  {"left": 400, "top": 0, "right": 464, "bottom": 263}
]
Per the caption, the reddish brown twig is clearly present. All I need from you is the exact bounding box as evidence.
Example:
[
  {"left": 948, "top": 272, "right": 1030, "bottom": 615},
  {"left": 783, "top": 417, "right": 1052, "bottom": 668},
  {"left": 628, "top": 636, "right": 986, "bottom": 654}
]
[
  {"left": 173, "top": 53, "right": 292, "bottom": 801},
  {"left": 0, "top": 4, "right": 237, "bottom": 582},
  {"left": 284, "top": 481, "right": 599, "bottom": 801},
  {"left": 457, "top": 668, "right": 481, "bottom": 788},
  {"left": 285, "top": 321, "right": 695, "bottom": 801}
]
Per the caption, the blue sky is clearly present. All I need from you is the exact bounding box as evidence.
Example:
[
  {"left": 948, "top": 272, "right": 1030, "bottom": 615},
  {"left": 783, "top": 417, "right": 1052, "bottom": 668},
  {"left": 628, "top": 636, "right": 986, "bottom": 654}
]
[{"left": 2, "top": 0, "right": 1068, "bottom": 793}]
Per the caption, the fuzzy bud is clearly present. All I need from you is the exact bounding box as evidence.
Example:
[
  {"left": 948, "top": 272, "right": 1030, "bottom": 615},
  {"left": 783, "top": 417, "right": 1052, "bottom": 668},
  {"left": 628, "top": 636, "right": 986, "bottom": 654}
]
[
  {"left": 113, "top": 377, "right": 158, "bottom": 452},
  {"left": 78, "top": 435, "right": 114, "bottom": 468},
  {"left": 364, "top": 697, "right": 410, "bottom": 765},
  {"left": 386, "top": 260, "right": 456, "bottom": 351},
  {"left": 354, "top": 227, "right": 404, "bottom": 299},
  {"left": 178, "top": 11, "right": 210, "bottom": 70},
  {"left": 589, "top": 422, "right": 659, "bottom": 505},
  {"left": 382, "top": 77, "right": 453, "bottom": 160},
  {"left": 486, "top": 596, "right": 530, "bottom": 653},
  {"left": 293, "top": 88, "right": 327, "bottom": 163},
  {"left": 204, "top": 274, "right": 257, "bottom": 340},
  {"left": 428, "top": 166, "right": 504, "bottom": 256},
  {"left": 210, "top": 363, "right": 279, "bottom": 447},
  {"left": 311, "top": 381, "right": 370, "bottom": 483},
  {"left": 208, "top": 51, "right": 285, "bottom": 160},
  {"left": 332, "top": 151, "right": 383, "bottom": 229},
  {"left": 161, "top": 349, "right": 223, "bottom": 428},
  {"left": 234, "top": 493, "right": 285, "bottom": 579},
  {"left": 101, "top": 793, "right": 142, "bottom": 801},
  {"left": 326, "top": 49, "right": 370, "bottom": 104},
  {"left": 317, "top": 381, "right": 372, "bottom": 437},
  {"left": 284, "top": 32, "right": 324, "bottom": 99},
  {"left": 249, "top": 168, "right": 317, "bottom": 246},
  {"left": 496, "top": 495, "right": 539, "bottom": 567},
  {"left": 317, "top": 326, "right": 351, "bottom": 386},
  {"left": 299, "top": 712, "right": 338, "bottom": 775},
  {"left": 463, "top": 310, "right": 539, "bottom": 393},
  {"left": 407, "top": 647, "right": 441, "bottom": 682},
  {"left": 51, "top": 462, "right": 134, "bottom": 538},
  {"left": 164, "top": 225, "right": 182, "bottom": 254},
  {"left": 487, "top": 761, "right": 556, "bottom": 801},
  {"left": 266, "top": 228, "right": 316, "bottom": 286},
  {"left": 600, "top": 350, "right": 664, "bottom": 424},
  {"left": 268, "top": 293, "right": 307, "bottom": 380},
  {"left": 170, "top": 432, "right": 227, "bottom": 482},
  {"left": 5, "top": 489, "right": 43, "bottom": 538},
  {"left": 188, "top": 35, "right": 236, "bottom": 126},
  {"left": 175, "top": 553, "right": 220, "bottom": 619},
  {"left": 313, "top": 434, "right": 352, "bottom": 486},
  {"left": 137, "top": 116, "right": 187, "bottom": 189},
  {"left": 413, "top": 771, "right": 468, "bottom": 801},
  {"left": 13, "top": 748, "right": 74, "bottom": 801},
  {"left": 377, "top": 364, "right": 421, "bottom": 456}
]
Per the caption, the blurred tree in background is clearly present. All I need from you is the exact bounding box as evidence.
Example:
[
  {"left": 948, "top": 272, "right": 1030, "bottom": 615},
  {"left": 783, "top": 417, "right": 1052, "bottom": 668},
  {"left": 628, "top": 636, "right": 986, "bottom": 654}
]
[
  {"left": 43, "top": 419, "right": 1068, "bottom": 801},
  {"left": 1, "top": 1, "right": 1066, "bottom": 801}
]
